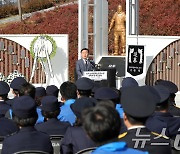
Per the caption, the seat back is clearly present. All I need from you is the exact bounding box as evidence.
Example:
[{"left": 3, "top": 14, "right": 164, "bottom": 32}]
[
  {"left": 14, "top": 150, "right": 49, "bottom": 154},
  {"left": 75, "top": 147, "right": 97, "bottom": 154},
  {"left": 50, "top": 135, "right": 64, "bottom": 154}
]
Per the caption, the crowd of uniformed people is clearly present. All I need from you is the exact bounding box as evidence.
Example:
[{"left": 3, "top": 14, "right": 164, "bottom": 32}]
[{"left": 0, "top": 76, "right": 179, "bottom": 154}]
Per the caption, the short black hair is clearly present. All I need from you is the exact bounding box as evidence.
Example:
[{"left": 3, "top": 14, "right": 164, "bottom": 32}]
[
  {"left": 13, "top": 113, "right": 38, "bottom": 127},
  {"left": 78, "top": 89, "right": 91, "bottom": 97},
  {"left": 0, "top": 94, "right": 8, "bottom": 101},
  {"left": 81, "top": 48, "right": 89, "bottom": 53},
  {"left": 60, "top": 81, "right": 77, "bottom": 100},
  {"left": 156, "top": 99, "right": 169, "bottom": 111},
  {"left": 19, "top": 83, "right": 35, "bottom": 99},
  {"left": 82, "top": 105, "right": 121, "bottom": 143},
  {"left": 125, "top": 112, "right": 148, "bottom": 125},
  {"left": 42, "top": 109, "right": 60, "bottom": 119}
]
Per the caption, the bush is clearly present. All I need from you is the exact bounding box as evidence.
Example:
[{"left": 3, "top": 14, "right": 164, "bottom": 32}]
[
  {"left": 22, "top": 0, "right": 54, "bottom": 14},
  {"left": 0, "top": 4, "right": 18, "bottom": 18}
]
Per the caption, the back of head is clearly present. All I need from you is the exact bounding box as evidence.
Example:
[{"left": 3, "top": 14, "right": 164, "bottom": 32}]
[
  {"left": 120, "top": 77, "right": 138, "bottom": 92},
  {"left": 82, "top": 105, "right": 121, "bottom": 143},
  {"left": 10, "top": 77, "right": 27, "bottom": 91},
  {"left": 12, "top": 96, "right": 37, "bottom": 127},
  {"left": 35, "top": 87, "right": 46, "bottom": 106},
  {"left": 41, "top": 96, "right": 60, "bottom": 119},
  {"left": 19, "top": 82, "right": 35, "bottom": 99},
  {"left": 94, "top": 87, "right": 119, "bottom": 105},
  {"left": 46, "top": 85, "right": 59, "bottom": 97},
  {"left": 0, "top": 81, "right": 10, "bottom": 100},
  {"left": 60, "top": 81, "right": 77, "bottom": 100},
  {"left": 121, "top": 86, "right": 159, "bottom": 124},
  {"left": 76, "top": 77, "right": 94, "bottom": 97},
  {"left": 153, "top": 85, "right": 170, "bottom": 111}
]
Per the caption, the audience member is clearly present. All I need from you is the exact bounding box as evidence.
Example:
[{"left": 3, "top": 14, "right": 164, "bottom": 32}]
[
  {"left": 58, "top": 81, "right": 77, "bottom": 125},
  {"left": 35, "top": 87, "right": 46, "bottom": 124},
  {"left": 119, "top": 86, "right": 171, "bottom": 154},
  {"left": 146, "top": 85, "right": 180, "bottom": 139},
  {"left": 2, "top": 96, "right": 53, "bottom": 154},
  {"left": 83, "top": 105, "right": 147, "bottom": 154},
  {"left": 0, "top": 81, "right": 11, "bottom": 117},
  {"left": 35, "top": 96, "right": 70, "bottom": 136},
  {"left": 46, "top": 85, "right": 59, "bottom": 98},
  {"left": 155, "top": 79, "right": 180, "bottom": 117},
  {"left": 0, "top": 117, "right": 19, "bottom": 138},
  {"left": 60, "top": 97, "right": 96, "bottom": 154}
]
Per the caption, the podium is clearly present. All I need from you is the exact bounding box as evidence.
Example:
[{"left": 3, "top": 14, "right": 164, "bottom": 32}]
[{"left": 83, "top": 68, "right": 116, "bottom": 88}]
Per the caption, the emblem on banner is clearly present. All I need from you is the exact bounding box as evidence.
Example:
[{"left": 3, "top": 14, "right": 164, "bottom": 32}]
[{"left": 127, "top": 45, "right": 144, "bottom": 76}]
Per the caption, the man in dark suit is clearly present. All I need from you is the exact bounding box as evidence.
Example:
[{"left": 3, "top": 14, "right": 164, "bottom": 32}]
[
  {"left": 76, "top": 48, "right": 95, "bottom": 79},
  {"left": 119, "top": 86, "right": 172, "bottom": 154},
  {"left": 2, "top": 96, "right": 53, "bottom": 154}
]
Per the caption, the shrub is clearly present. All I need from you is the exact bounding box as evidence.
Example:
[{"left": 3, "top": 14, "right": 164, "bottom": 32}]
[{"left": 0, "top": 4, "right": 18, "bottom": 18}]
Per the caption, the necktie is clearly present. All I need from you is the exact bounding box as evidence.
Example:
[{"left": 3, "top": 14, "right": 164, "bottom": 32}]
[{"left": 85, "top": 60, "right": 88, "bottom": 71}]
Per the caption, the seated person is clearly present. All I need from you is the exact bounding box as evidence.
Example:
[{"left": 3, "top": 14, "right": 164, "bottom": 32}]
[
  {"left": 35, "top": 96, "right": 70, "bottom": 136},
  {"left": 0, "top": 81, "right": 11, "bottom": 117},
  {"left": 60, "top": 97, "right": 96, "bottom": 154},
  {"left": 2, "top": 96, "right": 53, "bottom": 154},
  {"left": 82, "top": 104, "right": 147, "bottom": 154},
  {"left": 146, "top": 85, "right": 180, "bottom": 139},
  {"left": 58, "top": 81, "right": 77, "bottom": 125},
  {"left": 0, "top": 117, "right": 19, "bottom": 139},
  {"left": 46, "top": 85, "right": 59, "bottom": 98},
  {"left": 35, "top": 87, "right": 46, "bottom": 124},
  {"left": 155, "top": 79, "right": 180, "bottom": 117},
  {"left": 119, "top": 86, "right": 172, "bottom": 154}
]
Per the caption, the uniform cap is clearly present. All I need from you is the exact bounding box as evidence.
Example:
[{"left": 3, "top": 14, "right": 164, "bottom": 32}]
[
  {"left": 35, "top": 87, "right": 46, "bottom": 97},
  {"left": 70, "top": 97, "right": 96, "bottom": 119},
  {"left": 156, "top": 80, "right": 178, "bottom": 94},
  {"left": 0, "top": 81, "right": 10, "bottom": 95},
  {"left": 94, "top": 87, "right": 119, "bottom": 100},
  {"left": 75, "top": 77, "right": 94, "bottom": 90},
  {"left": 120, "top": 77, "right": 139, "bottom": 92},
  {"left": 41, "top": 96, "right": 59, "bottom": 112},
  {"left": 46, "top": 85, "right": 59, "bottom": 97},
  {"left": 12, "top": 96, "right": 37, "bottom": 118},
  {"left": 10, "top": 77, "right": 27, "bottom": 90},
  {"left": 153, "top": 85, "right": 170, "bottom": 103},
  {"left": 121, "top": 86, "right": 159, "bottom": 118}
]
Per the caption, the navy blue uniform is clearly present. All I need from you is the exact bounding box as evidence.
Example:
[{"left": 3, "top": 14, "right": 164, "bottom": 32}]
[
  {"left": 146, "top": 112, "right": 180, "bottom": 139},
  {"left": 60, "top": 126, "right": 96, "bottom": 154},
  {"left": 35, "top": 118, "right": 70, "bottom": 136},
  {"left": 2, "top": 126, "right": 53, "bottom": 154},
  {"left": 119, "top": 127, "right": 171, "bottom": 154},
  {"left": 168, "top": 103, "right": 180, "bottom": 117},
  {"left": 0, "top": 101, "right": 10, "bottom": 117},
  {"left": 0, "top": 117, "right": 19, "bottom": 137}
]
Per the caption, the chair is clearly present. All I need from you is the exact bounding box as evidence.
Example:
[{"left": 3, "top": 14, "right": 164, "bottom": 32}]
[
  {"left": 50, "top": 135, "right": 64, "bottom": 154},
  {"left": 75, "top": 147, "right": 97, "bottom": 154},
  {"left": 14, "top": 150, "right": 49, "bottom": 154}
]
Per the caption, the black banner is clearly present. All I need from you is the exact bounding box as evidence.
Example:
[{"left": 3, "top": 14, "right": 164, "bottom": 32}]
[{"left": 127, "top": 45, "right": 144, "bottom": 76}]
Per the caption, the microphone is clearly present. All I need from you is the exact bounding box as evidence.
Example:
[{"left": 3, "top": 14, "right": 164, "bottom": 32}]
[{"left": 88, "top": 59, "right": 96, "bottom": 67}]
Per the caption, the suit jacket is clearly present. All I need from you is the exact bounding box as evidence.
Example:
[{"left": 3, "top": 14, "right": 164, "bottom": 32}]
[
  {"left": 76, "top": 59, "right": 95, "bottom": 79},
  {"left": 35, "top": 118, "right": 70, "bottom": 136},
  {"left": 146, "top": 112, "right": 180, "bottom": 139},
  {"left": 118, "top": 127, "right": 171, "bottom": 154},
  {"left": 60, "top": 126, "right": 96, "bottom": 154},
  {"left": 2, "top": 126, "right": 53, "bottom": 154}
]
